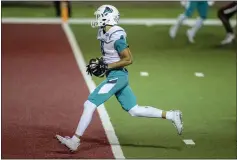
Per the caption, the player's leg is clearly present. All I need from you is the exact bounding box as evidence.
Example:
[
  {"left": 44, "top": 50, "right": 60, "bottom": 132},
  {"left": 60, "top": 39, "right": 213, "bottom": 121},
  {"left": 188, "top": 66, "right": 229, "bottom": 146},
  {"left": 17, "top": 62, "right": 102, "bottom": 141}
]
[
  {"left": 55, "top": 79, "right": 108, "bottom": 151},
  {"left": 73, "top": 77, "right": 127, "bottom": 136},
  {"left": 56, "top": 76, "right": 128, "bottom": 151},
  {"left": 217, "top": 2, "right": 237, "bottom": 45},
  {"left": 115, "top": 85, "right": 183, "bottom": 135},
  {"left": 186, "top": 1, "right": 208, "bottom": 43},
  {"left": 169, "top": 1, "right": 197, "bottom": 38},
  {"left": 55, "top": 100, "right": 97, "bottom": 152}
]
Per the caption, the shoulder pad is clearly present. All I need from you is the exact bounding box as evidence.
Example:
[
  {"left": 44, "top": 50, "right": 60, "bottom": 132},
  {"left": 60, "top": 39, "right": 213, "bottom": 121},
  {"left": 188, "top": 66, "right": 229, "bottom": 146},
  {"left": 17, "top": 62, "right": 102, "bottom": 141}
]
[{"left": 109, "top": 26, "right": 127, "bottom": 41}]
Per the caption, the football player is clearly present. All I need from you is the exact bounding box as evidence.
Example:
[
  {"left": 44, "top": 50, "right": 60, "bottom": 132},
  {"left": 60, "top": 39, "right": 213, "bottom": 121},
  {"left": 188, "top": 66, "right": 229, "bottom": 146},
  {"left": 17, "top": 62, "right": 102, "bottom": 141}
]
[
  {"left": 217, "top": 1, "right": 237, "bottom": 45},
  {"left": 56, "top": 5, "right": 183, "bottom": 152},
  {"left": 170, "top": 0, "right": 214, "bottom": 43}
]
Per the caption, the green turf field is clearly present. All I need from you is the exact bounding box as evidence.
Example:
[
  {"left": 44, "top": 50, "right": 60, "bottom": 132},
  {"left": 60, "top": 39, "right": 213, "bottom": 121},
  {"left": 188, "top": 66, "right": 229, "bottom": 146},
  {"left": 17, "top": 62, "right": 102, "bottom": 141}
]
[
  {"left": 71, "top": 25, "right": 236, "bottom": 158},
  {"left": 2, "top": 3, "right": 236, "bottom": 158}
]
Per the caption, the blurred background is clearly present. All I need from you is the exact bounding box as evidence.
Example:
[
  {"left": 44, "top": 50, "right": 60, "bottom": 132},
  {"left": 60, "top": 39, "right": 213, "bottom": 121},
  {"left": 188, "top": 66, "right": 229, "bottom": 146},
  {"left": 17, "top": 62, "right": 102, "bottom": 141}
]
[{"left": 1, "top": 1, "right": 230, "bottom": 18}]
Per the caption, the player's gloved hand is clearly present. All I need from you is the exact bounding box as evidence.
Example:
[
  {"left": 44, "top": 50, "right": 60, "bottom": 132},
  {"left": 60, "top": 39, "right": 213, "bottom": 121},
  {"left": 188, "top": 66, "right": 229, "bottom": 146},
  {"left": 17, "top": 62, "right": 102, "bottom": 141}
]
[{"left": 86, "top": 57, "right": 108, "bottom": 77}]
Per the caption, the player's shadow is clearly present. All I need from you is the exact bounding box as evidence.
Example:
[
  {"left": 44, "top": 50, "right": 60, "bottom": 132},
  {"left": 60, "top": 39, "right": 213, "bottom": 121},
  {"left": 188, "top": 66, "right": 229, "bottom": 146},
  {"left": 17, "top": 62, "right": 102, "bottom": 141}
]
[
  {"left": 82, "top": 137, "right": 182, "bottom": 151},
  {"left": 213, "top": 42, "right": 236, "bottom": 50}
]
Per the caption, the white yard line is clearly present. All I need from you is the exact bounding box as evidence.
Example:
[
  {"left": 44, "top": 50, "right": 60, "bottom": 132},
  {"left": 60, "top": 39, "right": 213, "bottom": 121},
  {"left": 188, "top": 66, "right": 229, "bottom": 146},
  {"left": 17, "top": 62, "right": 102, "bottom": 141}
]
[
  {"left": 61, "top": 23, "right": 125, "bottom": 159},
  {"left": 140, "top": 71, "right": 149, "bottom": 77},
  {"left": 195, "top": 72, "right": 205, "bottom": 77},
  {"left": 183, "top": 139, "right": 195, "bottom": 145},
  {"left": 2, "top": 17, "right": 236, "bottom": 26}
]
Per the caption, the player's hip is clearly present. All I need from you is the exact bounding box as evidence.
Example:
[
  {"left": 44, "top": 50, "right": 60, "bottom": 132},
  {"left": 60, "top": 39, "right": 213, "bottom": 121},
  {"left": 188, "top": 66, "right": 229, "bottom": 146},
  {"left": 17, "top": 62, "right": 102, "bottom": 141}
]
[
  {"left": 106, "top": 67, "right": 128, "bottom": 78},
  {"left": 88, "top": 70, "right": 130, "bottom": 106}
]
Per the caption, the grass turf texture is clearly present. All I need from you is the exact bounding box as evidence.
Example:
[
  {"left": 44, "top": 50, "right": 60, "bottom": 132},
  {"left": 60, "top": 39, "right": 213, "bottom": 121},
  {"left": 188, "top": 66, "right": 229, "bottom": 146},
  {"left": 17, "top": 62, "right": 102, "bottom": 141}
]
[{"left": 70, "top": 24, "right": 236, "bottom": 158}]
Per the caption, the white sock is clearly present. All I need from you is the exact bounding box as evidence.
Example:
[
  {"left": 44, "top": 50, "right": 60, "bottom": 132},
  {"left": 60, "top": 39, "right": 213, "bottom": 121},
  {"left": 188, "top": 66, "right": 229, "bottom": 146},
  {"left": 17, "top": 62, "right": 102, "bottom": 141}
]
[
  {"left": 173, "top": 14, "right": 187, "bottom": 30},
  {"left": 75, "top": 100, "right": 97, "bottom": 137},
  {"left": 72, "top": 135, "right": 80, "bottom": 143},
  {"left": 165, "top": 111, "right": 174, "bottom": 121},
  {"left": 190, "top": 17, "right": 204, "bottom": 37},
  {"left": 128, "top": 105, "right": 163, "bottom": 118}
]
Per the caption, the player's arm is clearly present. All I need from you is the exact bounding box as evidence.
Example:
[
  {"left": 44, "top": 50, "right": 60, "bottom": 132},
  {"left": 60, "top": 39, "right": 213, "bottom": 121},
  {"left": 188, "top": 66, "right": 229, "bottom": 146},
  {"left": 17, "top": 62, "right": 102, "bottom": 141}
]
[
  {"left": 108, "top": 36, "right": 133, "bottom": 69},
  {"left": 86, "top": 36, "right": 132, "bottom": 77},
  {"left": 108, "top": 48, "right": 133, "bottom": 69}
]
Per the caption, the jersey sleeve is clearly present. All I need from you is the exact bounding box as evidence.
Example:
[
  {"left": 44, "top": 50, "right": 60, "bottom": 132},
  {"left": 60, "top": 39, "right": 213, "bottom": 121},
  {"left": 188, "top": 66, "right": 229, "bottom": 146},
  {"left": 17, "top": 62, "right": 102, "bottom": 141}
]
[{"left": 114, "top": 35, "right": 129, "bottom": 54}]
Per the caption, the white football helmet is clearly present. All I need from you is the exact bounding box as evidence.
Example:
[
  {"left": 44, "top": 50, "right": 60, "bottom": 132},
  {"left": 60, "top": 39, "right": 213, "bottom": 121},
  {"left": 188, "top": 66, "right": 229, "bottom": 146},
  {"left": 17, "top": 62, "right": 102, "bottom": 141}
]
[{"left": 91, "top": 5, "right": 120, "bottom": 28}]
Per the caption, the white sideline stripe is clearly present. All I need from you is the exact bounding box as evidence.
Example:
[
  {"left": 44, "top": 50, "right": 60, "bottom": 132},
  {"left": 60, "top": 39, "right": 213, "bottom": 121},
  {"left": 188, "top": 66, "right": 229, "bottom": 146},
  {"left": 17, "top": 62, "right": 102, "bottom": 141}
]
[
  {"left": 2, "top": 17, "right": 236, "bottom": 26},
  {"left": 61, "top": 23, "right": 125, "bottom": 159}
]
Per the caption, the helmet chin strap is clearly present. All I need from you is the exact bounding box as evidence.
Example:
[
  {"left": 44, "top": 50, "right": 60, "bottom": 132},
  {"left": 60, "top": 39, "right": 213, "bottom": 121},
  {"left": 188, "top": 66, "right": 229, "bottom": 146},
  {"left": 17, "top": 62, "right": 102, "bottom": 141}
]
[{"left": 99, "top": 26, "right": 106, "bottom": 33}]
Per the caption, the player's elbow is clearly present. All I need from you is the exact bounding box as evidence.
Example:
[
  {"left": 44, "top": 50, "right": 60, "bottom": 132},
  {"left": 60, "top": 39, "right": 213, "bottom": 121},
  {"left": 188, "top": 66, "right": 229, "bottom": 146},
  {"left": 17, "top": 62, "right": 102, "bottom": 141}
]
[
  {"left": 125, "top": 60, "right": 132, "bottom": 66},
  {"left": 127, "top": 56, "right": 133, "bottom": 65},
  {"left": 123, "top": 57, "right": 132, "bottom": 65}
]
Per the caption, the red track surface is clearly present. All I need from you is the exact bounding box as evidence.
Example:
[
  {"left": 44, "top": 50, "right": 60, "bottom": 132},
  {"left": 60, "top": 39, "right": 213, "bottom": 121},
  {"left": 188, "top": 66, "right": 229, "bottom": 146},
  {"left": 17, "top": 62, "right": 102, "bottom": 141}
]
[{"left": 2, "top": 24, "right": 114, "bottom": 158}]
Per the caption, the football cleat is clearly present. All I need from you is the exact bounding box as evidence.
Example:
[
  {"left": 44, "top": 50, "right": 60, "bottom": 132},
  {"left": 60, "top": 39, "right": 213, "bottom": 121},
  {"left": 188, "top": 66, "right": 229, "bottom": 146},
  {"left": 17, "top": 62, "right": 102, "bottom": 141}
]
[
  {"left": 55, "top": 135, "right": 80, "bottom": 152},
  {"left": 221, "top": 33, "right": 235, "bottom": 45},
  {"left": 169, "top": 26, "right": 177, "bottom": 39},
  {"left": 186, "top": 29, "right": 195, "bottom": 43},
  {"left": 171, "top": 110, "right": 183, "bottom": 135}
]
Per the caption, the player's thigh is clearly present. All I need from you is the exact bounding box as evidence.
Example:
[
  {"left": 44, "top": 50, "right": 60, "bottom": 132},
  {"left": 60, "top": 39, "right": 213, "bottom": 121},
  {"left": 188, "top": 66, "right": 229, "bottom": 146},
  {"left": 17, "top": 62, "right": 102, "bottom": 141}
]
[
  {"left": 88, "top": 76, "right": 128, "bottom": 106},
  {"left": 197, "top": 1, "right": 208, "bottom": 19},
  {"left": 115, "top": 85, "right": 137, "bottom": 112},
  {"left": 184, "top": 1, "right": 197, "bottom": 17}
]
